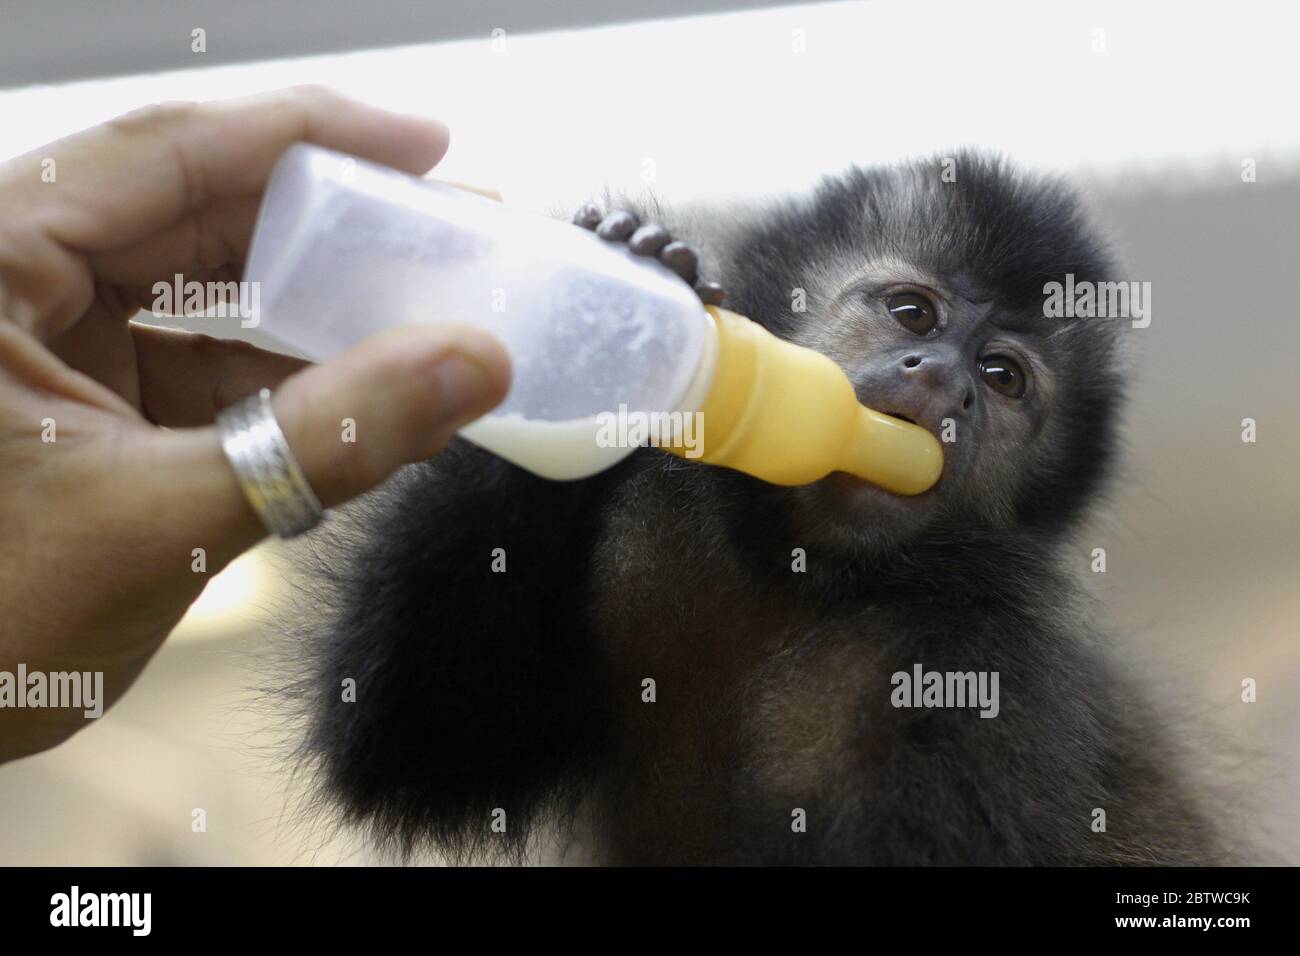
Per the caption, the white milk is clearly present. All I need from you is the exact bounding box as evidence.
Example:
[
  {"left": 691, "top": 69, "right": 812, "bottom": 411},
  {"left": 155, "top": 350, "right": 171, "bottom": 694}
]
[{"left": 460, "top": 413, "right": 621, "bottom": 480}]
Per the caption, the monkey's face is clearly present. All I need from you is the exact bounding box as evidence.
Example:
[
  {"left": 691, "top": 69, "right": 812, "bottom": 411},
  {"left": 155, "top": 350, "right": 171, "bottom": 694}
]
[
  {"left": 785, "top": 262, "right": 1054, "bottom": 551},
  {"left": 749, "top": 157, "right": 1126, "bottom": 556}
]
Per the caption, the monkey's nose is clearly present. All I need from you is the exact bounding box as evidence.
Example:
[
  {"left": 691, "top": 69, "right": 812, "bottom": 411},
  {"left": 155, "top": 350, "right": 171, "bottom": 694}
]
[{"left": 898, "top": 353, "right": 974, "bottom": 420}]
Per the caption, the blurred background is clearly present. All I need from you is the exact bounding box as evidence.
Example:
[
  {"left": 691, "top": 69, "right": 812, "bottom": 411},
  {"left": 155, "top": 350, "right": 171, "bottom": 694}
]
[{"left": 0, "top": 0, "right": 1295, "bottom": 864}]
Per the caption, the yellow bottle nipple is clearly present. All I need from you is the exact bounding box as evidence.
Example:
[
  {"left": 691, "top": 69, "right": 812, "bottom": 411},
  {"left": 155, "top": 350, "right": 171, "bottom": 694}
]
[{"left": 665, "top": 307, "right": 943, "bottom": 494}]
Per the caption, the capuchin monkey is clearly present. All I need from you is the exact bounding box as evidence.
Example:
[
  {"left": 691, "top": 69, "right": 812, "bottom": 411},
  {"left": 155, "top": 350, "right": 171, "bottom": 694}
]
[{"left": 286, "top": 151, "right": 1224, "bottom": 865}]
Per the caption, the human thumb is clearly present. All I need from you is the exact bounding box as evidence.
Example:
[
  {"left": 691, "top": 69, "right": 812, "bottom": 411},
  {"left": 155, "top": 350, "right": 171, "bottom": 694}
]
[
  {"left": 266, "top": 323, "right": 510, "bottom": 507},
  {"left": 128, "top": 323, "right": 510, "bottom": 566}
]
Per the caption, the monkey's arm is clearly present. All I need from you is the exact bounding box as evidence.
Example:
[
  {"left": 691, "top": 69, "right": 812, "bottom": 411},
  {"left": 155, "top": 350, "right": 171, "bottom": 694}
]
[
  {"left": 293, "top": 440, "right": 614, "bottom": 860},
  {"left": 294, "top": 197, "right": 727, "bottom": 859}
]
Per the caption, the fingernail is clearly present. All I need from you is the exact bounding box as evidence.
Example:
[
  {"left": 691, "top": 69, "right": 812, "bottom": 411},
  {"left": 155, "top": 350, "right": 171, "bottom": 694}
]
[{"left": 431, "top": 354, "right": 498, "bottom": 422}]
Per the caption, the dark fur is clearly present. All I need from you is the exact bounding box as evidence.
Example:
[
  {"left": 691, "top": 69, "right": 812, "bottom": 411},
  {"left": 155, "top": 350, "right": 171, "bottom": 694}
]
[{"left": 289, "top": 152, "right": 1222, "bottom": 864}]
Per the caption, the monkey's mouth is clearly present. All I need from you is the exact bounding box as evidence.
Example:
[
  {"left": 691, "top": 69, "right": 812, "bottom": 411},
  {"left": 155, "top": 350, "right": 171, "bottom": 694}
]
[
  {"left": 881, "top": 410, "right": 918, "bottom": 426},
  {"left": 828, "top": 407, "right": 945, "bottom": 503}
]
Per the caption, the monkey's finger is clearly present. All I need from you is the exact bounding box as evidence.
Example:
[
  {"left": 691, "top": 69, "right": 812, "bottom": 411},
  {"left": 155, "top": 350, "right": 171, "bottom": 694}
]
[
  {"left": 628, "top": 224, "right": 671, "bottom": 255},
  {"left": 572, "top": 203, "right": 603, "bottom": 229},
  {"left": 115, "top": 323, "right": 511, "bottom": 566},
  {"left": 129, "top": 324, "right": 308, "bottom": 427},
  {"left": 695, "top": 281, "right": 726, "bottom": 306},
  {"left": 576, "top": 208, "right": 720, "bottom": 303},
  {"left": 596, "top": 211, "right": 639, "bottom": 240},
  {"left": 658, "top": 241, "right": 699, "bottom": 285}
]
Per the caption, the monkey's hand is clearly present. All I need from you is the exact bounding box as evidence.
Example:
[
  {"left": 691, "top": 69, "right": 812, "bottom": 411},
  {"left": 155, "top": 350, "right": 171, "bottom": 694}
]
[{"left": 570, "top": 203, "right": 726, "bottom": 307}]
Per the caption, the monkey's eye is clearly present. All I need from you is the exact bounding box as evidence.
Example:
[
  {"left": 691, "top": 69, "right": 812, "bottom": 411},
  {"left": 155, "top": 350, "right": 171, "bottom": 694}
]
[
  {"left": 978, "top": 355, "right": 1026, "bottom": 398},
  {"left": 886, "top": 292, "right": 937, "bottom": 335}
]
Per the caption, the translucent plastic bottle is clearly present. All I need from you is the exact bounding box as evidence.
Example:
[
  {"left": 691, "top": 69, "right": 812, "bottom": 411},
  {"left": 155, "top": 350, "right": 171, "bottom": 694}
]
[{"left": 243, "top": 144, "right": 943, "bottom": 494}]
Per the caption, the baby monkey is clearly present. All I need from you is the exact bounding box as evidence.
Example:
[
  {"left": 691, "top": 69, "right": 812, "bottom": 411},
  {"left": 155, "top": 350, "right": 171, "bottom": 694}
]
[{"left": 289, "top": 151, "right": 1223, "bottom": 865}]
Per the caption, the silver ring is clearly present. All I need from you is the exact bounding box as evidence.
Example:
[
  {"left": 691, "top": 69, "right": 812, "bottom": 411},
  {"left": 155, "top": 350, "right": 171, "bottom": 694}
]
[{"left": 217, "top": 387, "right": 324, "bottom": 538}]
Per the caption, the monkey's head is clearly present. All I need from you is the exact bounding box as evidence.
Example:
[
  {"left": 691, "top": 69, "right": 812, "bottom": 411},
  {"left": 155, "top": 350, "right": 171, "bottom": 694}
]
[{"left": 726, "top": 152, "right": 1128, "bottom": 559}]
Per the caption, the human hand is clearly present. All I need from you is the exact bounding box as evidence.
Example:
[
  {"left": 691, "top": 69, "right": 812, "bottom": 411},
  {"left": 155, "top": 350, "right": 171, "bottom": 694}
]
[{"left": 0, "top": 87, "right": 510, "bottom": 762}]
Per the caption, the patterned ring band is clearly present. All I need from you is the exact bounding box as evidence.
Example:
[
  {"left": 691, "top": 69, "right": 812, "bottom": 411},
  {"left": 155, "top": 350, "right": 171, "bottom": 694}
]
[{"left": 216, "top": 387, "right": 325, "bottom": 539}]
